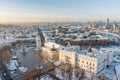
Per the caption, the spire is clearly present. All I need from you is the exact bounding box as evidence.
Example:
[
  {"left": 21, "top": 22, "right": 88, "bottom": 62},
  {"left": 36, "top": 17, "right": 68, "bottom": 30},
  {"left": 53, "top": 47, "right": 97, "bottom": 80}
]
[
  {"left": 87, "top": 45, "right": 93, "bottom": 57},
  {"left": 38, "top": 27, "right": 45, "bottom": 47}
]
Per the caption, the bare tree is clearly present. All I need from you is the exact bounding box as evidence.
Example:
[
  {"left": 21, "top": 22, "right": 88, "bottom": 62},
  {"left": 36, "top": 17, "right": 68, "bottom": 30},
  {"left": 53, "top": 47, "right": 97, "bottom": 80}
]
[
  {"left": 90, "top": 74, "right": 96, "bottom": 80},
  {"left": 75, "top": 67, "right": 81, "bottom": 79},
  {"left": 97, "top": 74, "right": 108, "bottom": 80},
  {"left": 1, "top": 45, "right": 12, "bottom": 64},
  {"left": 79, "top": 69, "right": 86, "bottom": 80},
  {"left": 59, "top": 62, "right": 65, "bottom": 77},
  {"left": 65, "top": 63, "right": 73, "bottom": 80}
]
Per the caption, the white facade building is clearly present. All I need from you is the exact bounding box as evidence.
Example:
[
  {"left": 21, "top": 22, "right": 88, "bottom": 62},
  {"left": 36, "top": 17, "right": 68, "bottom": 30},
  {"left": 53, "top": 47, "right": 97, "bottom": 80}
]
[
  {"left": 59, "top": 46, "right": 113, "bottom": 74},
  {"left": 42, "top": 42, "right": 64, "bottom": 61},
  {"left": 59, "top": 50, "right": 76, "bottom": 67},
  {"left": 42, "top": 42, "right": 116, "bottom": 74}
]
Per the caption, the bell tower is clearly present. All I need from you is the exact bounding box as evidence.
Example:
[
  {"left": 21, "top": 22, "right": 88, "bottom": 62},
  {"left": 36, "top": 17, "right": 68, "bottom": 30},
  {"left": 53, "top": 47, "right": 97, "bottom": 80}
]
[{"left": 36, "top": 31, "right": 41, "bottom": 50}]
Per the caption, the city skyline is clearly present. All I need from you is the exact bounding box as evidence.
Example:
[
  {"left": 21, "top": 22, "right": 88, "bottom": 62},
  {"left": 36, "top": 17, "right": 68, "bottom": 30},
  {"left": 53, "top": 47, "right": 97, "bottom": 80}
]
[{"left": 0, "top": 0, "right": 120, "bottom": 23}]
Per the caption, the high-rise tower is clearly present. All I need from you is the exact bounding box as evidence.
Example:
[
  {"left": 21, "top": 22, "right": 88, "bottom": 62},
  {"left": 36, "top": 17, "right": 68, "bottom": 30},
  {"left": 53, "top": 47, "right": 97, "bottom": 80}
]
[
  {"left": 112, "top": 21, "right": 116, "bottom": 31},
  {"left": 107, "top": 18, "right": 109, "bottom": 25},
  {"left": 106, "top": 18, "right": 110, "bottom": 29}
]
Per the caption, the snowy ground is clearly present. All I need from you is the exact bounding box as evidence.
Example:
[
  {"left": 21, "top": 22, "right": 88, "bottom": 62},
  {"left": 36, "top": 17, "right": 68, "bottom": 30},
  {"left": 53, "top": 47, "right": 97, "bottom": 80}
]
[
  {"left": 98, "top": 61, "right": 120, "bottom": 80},
  {"left": 6, "top": 43, "right": 50, "bottom": 80}
]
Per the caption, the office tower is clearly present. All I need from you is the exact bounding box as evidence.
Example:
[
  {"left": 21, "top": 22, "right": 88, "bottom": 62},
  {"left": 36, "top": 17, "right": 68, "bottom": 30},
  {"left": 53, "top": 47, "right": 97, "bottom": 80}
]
[
  {"left": 112, "top": 21, "right": 116, "bottom": 31},
  {"left": 106, "top": 18, "right": 110, "bottom": 29},
  {"left": 107, "top": 18, "right": 109, "bottom": 25}
]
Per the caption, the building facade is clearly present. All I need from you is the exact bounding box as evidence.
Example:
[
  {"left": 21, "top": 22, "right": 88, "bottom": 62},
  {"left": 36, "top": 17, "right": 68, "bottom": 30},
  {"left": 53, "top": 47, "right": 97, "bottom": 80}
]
[
  {"left": 59, "top": 47, "right": 113, "bottom": 74},
  {"left": 42, "top": 42, "right": 113, "bottom": 74},
  {"left": 42, "top": 42, "right": 64, "bottom": 61}
]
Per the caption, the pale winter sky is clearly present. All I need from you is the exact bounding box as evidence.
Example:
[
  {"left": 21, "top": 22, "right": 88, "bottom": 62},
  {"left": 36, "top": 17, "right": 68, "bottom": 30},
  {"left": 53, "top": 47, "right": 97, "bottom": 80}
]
[{"left": 0, "top": 0, "right": 120, "bottom": 23}]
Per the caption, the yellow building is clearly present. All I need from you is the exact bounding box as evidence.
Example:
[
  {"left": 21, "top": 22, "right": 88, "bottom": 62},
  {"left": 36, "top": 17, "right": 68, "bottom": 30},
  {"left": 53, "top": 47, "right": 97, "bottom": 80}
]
[
  {"left": 59, "top": 50, "right": 76, "bottom": 67},
  {"left": 42, "top": 42, "right": 64, "bottom": 61}
]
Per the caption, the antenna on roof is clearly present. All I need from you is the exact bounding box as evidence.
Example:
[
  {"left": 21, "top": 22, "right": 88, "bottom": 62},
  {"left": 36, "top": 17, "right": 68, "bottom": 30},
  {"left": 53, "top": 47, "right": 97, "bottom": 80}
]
[{"left": 88, "top": 43, "right": 92, "bottom": 52}]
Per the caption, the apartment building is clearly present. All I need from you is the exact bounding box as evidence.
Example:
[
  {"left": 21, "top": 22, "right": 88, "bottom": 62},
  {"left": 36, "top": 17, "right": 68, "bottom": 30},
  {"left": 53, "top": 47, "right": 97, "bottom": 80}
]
[
  {"left": 42, "top": 42, "right": 113, "bottom": 74},
  {"left": 42, "top": 42, "right": 64, "bottom": 61},
  {"left": 59, "top": 46, "right": 113, "bottom": 74}
]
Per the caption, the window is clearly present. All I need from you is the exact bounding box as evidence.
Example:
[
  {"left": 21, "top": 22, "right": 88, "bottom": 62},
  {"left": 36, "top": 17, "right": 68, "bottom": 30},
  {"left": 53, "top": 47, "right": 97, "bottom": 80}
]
[
  {"left": 90, "top": 67, "right": 92, "bottom": 69},
  {"left": 76, "top": 59, "right": 78, "bottom": 61},
  {"left": 82, "top": 61, "right": 84, "bottom": 63},
  {"left": 69, "top": 57, "right": 70, "bottom": 59},
  {"left": 90, "top": 63, "right": 91, "bottom": 65},
  {"left": 87, "top": 62, "right": 88, "bottom": 64}
]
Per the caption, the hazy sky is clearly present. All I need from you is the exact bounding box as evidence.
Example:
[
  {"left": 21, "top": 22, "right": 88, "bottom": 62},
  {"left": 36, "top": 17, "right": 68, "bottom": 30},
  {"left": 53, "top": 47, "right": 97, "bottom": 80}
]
[{"left": 0, "top": 0, "right": 120, "bottom": 23}]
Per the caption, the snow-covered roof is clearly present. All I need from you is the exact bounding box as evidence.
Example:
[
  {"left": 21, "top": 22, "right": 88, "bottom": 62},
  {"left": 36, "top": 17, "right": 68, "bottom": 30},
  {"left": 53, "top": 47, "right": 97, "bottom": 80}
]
[
  {"left": 100, "top": 47, "right": 120, "bottom": 52},
  {"left": 98, "top": 31, "right": 120, "bottom": 38},
  {"left": 115, "top": 64, "right": 120, "bottom": 79},
  {"left": 19, "top": 66, "right": 28, "bottom": 73},
  {"left": 7, "top": 60, "right": 18, "bottom": 70},
  {"left": 12, "top": 55, "right": 17, "bottom": 58},
  {"left": 44, "top": 42, "right": 64, "bottom": 50}
]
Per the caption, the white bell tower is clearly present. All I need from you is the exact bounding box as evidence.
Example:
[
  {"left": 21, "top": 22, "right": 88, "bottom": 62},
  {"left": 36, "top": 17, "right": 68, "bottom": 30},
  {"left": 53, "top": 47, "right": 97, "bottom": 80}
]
[{"left": 36, "top": 32, "right": 41, "bottom": 50}]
